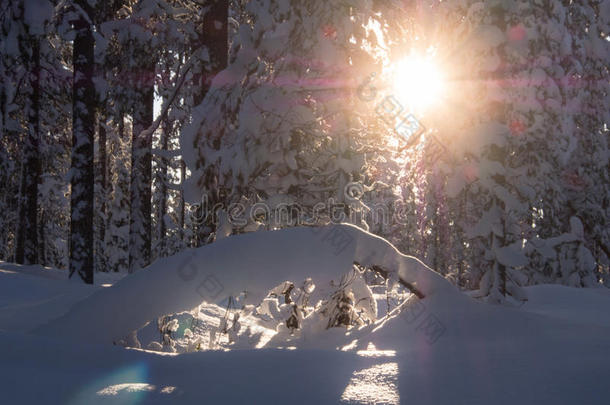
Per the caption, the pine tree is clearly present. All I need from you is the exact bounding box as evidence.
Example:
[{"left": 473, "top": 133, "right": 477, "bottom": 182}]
[
  {"left": 106, "top": 117, "right": 131, "bottom": 273},
  {"left": 563, "top": 0, "right": 609, "bottom": 283}
]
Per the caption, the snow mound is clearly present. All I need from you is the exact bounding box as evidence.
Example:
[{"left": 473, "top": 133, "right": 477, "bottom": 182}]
[{"left": 34, "top": 224, "right": 455, "bottom": 345}]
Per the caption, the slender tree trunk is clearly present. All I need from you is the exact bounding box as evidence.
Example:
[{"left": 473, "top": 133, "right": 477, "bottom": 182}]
[
  {"left": 118, "top": 113, "right": 125, "bottom": 140},
  {"left": 15, "top": 160, "right": 26, "bottom": 263},
  {"left": 0, "top": 80, "right": 5, "bottom": 135},
  {"left": 38, "top": 208, "right": 45, "bottom": 266},
  {"left": 115, "top": 111, "right": 129, "bottom": 273},
  {"left": 128, "top": 61, "right": 154, "bottom": 272},
  {"left": 158, "top": 114, "right": 170, "bottom": 256},
  {"left": 93, "top": 0, "right": 123, "bottom": 272},
  {"left": 97, "top": 116, "right": 107, "bottom": 271},
  {"left": 432, "top": 202, "right": 439, "bottom": 272},
  {"left": 456, "top": 191, "right": 467, "bottom": 288},
  {"left": 179, "top": 159, "right": 186, "bottom": 242},
  {"left": 154, "top": 55, "right": 173, "bottom": 256},
  {"left": 70, "top": 2, "right": 95, "bottom": 284},
  {"left": 496, "top": 204, "right": 508, "bottom": 298}
]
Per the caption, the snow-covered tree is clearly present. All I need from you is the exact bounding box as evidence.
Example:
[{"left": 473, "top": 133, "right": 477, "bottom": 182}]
[
  {"left": 5, "top": 0, "right": 54, "bottom": 265},
  {"left": 561, "top": 0, "right": 609, "bottom": 283},
  {"left": 0, "top": 0, "right": 607, "bottom": 296},
  {"left": 182, "top": 0, "right": 407, "bottom": 240},
  {"left": 69, "top": 0, "right": 96, "bottom": 283},
  {"left": 425, "top": 0, "right": 534, "bottom": 302},
  {"left": 125, "top": 1, "right": 157, "bottom": 272},
  {"left": 105, "top": 119, "right": 131, "bottom": 272}
]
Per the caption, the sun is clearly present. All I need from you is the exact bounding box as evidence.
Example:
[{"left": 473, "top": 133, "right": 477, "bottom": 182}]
[{"left": 391, "top": 54, "right": 445, "bottom": 111}]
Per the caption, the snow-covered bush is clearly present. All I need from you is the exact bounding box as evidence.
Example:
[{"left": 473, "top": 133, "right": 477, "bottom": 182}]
[
  {"left": 125, "top": 262, "right": 414, "bottom": 352},
  {"left": 525, "top": 217, "right": 599, "bottom": 287}
]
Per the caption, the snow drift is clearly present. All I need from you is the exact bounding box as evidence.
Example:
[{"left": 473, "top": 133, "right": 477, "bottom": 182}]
[{"left": 34, "top": 224, "right": 455, "bottom": 344}]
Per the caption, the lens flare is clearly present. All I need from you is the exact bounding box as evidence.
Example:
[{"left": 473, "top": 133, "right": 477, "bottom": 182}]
[{"left": 392, "top": 54, "right": 445, "bottom": 111}]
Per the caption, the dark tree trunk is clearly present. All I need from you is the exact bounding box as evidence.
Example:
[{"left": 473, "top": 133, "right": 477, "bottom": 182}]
[
  {"left": 496, "top": 202, "right": 507, "bottom": 297},
  {"left": 128, "top": 61, "right": 154, "bottom": 272},
  {"left": 193, "top": 0, "right": 228, "bottom": 106},
  {"left": 15, "top": 160, "right": 27, "bottom": 264},
  {"left": 192, "top": 0, "right": 228, "bottom": 246},
  {"left": 92, "top": 0, "right": 123, "bottom": 272},
  {"left": 0, "top": 80, "right": 5, "bottom": 131},
  {"left": 114, "top": 111, "right": 129, "bottom": 273},
  {"left": 70, "top": 2, "right": 95, "bottom": 284},
  {"left": 98, "top": 116, "right": 107, "bottom": 270},
  {"left": 38, "top": 208, "right": 45, "bottom": 266},
  {"left": 15, "top": 37, "right": 41, "bottom": 265},
  {"left": 158, "top": 114, "right": 170, "bottom": 255},
  {"left": 179, "top": 159, "right": 186, "bottom": 242},
  {"left": 93, "top": 0, "right": 124, "bottom": 273},
  {"left": 456, "top": 191, "right": 467, "bottom": 288},
  {"left": 118, "top": 112, "right": 125, "bottom": 139}
]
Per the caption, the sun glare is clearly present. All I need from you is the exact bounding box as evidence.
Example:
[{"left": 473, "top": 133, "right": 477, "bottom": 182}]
[{"left": 392, "top": 54, "right": 445, "bottom": 111}]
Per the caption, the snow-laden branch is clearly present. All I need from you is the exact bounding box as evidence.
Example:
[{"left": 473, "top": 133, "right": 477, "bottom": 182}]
[{"left": 136, "top": 61, "right": 193, "bottom": 142}]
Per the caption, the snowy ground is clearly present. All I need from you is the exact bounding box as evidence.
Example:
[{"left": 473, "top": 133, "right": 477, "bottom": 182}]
[{"left": 1, "top": 226, "right": 609, "bottom": 404}]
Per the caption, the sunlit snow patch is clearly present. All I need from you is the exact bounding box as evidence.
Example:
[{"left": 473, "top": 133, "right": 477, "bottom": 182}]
[
  {"left": 96, "top": 383, "right": 176, "bottom": 396},
  {"left": 341, "top": 362, "right": 400, "bottom": 404},
  {"left": 340, "top": 343, "right": 399, "bottom": 403},
  {"left": 96, "top": 383, "right": 156, "bottom": 396},
  {"left": 160, "top": 386, "right": 177, "bottom": 394}
]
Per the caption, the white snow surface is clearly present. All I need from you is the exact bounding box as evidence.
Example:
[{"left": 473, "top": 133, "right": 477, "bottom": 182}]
[{"left": 1, "top": 225, "right": 609, "bottom": 404}]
